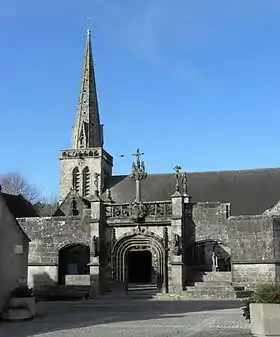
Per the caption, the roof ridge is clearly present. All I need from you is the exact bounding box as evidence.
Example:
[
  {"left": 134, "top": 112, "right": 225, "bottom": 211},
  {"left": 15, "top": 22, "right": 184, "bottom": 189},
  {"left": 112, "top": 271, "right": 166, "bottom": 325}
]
[{"left": 111, "top": 166, "right": 280, "bottom": 177}]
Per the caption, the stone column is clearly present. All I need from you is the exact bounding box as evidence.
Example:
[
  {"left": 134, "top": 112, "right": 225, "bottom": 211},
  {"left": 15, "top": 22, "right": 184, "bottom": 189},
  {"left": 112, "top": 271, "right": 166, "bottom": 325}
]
[
  {"left": 169, "top": 191, "right": 184, "bottom": 293},
  {"left": 88, "top": 193, "right": 104, "bottom": 293}
]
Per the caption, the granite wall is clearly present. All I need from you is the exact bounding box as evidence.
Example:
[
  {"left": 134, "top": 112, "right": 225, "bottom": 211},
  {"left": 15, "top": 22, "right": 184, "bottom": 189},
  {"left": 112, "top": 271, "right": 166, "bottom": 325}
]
[
  {"left": 227, "top": 215, "right": 275, "bottom": 287},
  {"left": 18, "top": 216, "right": 91, "bottom": 287}
]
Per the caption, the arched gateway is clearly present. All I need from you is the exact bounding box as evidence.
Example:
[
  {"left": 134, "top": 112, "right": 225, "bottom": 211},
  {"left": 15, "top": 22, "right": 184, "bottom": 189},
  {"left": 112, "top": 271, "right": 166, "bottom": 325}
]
[{"left": 112, "top": 231, "right": 166, "bottom": 290}]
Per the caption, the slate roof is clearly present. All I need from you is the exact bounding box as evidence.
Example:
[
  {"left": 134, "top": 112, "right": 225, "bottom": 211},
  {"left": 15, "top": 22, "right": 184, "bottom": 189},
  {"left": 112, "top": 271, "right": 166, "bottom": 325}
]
[
  {"left": 104, "top": 167, "right": 280, "bottom": 216},
  {"left": 1, "top": 193, "right": 38, "bottom": 218}
]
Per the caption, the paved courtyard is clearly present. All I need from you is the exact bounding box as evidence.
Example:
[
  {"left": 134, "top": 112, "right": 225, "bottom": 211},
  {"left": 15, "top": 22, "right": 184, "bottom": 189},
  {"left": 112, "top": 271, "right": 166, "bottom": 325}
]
[{"left": 0, "top": 298, "right": 252, "bottom": 336}]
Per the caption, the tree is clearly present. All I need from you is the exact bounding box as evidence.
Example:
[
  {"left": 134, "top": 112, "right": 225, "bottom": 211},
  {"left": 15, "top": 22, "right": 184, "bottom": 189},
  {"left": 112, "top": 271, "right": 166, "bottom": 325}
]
[
  {"left": 0, "top": 172, "right": 40, "bottom": 203},
  {"left": 0, "top": 171, "right": 59, "bottom": 216},
  {"left": 34, "top": 195, "right": 59, "bottom": 217}
]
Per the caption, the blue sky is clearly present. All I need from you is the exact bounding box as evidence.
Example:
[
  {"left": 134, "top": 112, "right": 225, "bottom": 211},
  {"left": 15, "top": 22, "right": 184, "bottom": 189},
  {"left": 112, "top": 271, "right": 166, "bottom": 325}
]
[{"left": 1, "top": 0, "right": 280, "bottom": 197}]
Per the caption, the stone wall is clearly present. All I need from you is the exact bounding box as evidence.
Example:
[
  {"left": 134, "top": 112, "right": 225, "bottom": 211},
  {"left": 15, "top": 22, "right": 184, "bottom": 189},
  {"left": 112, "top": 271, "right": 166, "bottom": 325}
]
[
  {"left": 193, "top": 202, "right": 230, "bottom": 244},
  {"left": 232, "top": 264, "right": 276, "bottom": 287},
  {"left": 228, "top": 215, "right": 275, "bottom": 286},
  {"left": 18, "top": 216, "right": 91, "bottom": 287},
  {"left": 0, "top": 195, "right": 29, "bottom": 312},
  {"left": 228, "top": 216, "right": 274, "bottom": 262}
]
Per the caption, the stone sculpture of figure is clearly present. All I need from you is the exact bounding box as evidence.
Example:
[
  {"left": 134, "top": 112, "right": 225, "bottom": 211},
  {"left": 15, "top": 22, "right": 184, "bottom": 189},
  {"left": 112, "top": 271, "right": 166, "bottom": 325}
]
[
  {"left": 172, "top": 233, "right": 182, "bottom": 255},
  {"left": 92, "top": 236, "right": 99, "bottom": 257},
  {"left": 71, "top": 197, "right": 79, "bottom": 216},
  {"left": 212, "top": 250, "right": 218, "bottom": 271}
]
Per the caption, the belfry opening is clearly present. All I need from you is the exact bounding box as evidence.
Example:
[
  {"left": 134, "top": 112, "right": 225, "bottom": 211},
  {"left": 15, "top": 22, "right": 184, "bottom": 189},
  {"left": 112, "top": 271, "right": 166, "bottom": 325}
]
[{"left": 127, "top": 250, "right": 152, "bottom": 283}]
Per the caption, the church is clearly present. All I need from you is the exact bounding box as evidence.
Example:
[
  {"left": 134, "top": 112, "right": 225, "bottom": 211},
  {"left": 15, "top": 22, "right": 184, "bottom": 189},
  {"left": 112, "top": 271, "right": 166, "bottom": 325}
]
[{"left": 19, "top": 29, "right": 280, "bottom": 298}]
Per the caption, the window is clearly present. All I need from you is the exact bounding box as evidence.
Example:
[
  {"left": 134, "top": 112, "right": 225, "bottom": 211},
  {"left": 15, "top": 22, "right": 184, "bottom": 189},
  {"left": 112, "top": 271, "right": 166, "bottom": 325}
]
[
  {"left": 82, "top": 166, "right": 90, "bottom": 196},
  {"left": 72, "top": 167, "right": 80, "bottom": 193}
]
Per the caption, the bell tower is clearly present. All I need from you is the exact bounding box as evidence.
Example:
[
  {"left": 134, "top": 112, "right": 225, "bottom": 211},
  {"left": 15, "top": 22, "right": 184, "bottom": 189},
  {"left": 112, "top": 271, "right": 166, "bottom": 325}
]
[{"left": 59, "top": 29, "right": 113, "bottom": 202}]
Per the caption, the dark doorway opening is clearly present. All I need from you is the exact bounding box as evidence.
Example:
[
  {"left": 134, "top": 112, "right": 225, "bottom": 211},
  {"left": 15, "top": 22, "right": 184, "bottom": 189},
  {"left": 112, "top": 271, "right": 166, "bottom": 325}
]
[
  {"left": 58, "top": 244, "right": 90, "bottom": 285},
  {"left": 127, "top": 250, "right": 152, "bottom": 283}
]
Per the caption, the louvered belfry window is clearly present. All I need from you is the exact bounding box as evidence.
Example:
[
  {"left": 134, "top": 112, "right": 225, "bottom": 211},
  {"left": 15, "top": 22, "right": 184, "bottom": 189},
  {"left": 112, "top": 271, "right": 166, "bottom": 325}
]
[
  {"left": 82, "top": 166, "right": 90, "bottom": 196},
  {"left": 72, "top": 167, "right": 80, "bottom": 193}
]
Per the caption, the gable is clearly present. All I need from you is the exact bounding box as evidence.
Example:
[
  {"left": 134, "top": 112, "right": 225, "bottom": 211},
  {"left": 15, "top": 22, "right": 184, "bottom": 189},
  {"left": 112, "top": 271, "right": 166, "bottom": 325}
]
[{"left": 53, "top": 189, "right": 90, "bottom": 216}]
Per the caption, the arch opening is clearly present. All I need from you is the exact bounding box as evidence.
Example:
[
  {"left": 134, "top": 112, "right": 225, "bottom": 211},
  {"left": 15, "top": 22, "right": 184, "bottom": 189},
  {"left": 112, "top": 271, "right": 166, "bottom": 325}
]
[
  {"left": 58, "top": 244, "right": 90, "bottom": 285},
  {"left": 127, "top": 250, "right": 152, "bottom": 283},
  {"left": 195, "top": 239, "right": 231, "bottom": 272},
  {"left": 112, "top": 233, "right": 166, "bottom": 290}
]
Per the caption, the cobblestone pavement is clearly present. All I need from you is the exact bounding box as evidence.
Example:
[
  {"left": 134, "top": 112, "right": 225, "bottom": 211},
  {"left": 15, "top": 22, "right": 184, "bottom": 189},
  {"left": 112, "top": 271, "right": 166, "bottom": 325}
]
[{"left": 0, "top": 298, "right": 252, "bottom": 336}]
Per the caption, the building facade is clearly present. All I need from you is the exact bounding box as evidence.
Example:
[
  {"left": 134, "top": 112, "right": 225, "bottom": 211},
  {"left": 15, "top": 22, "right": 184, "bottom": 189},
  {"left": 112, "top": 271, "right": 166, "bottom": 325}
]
[
  {"left": 19, "top": 30, "right": 280, "bottom": 297},
  {"left": 0, "top": 190, "right": 32, "bottom": 312}
]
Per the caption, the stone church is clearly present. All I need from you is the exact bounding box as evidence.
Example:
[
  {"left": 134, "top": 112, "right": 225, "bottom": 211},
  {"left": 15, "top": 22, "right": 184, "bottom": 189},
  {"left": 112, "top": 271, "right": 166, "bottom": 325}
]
[{"left": 18, "top": 29, "right": 280, "bottom": 298}]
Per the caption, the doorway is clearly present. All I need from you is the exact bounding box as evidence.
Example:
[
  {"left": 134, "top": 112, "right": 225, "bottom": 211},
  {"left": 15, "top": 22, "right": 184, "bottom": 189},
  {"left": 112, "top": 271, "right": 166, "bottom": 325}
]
[
  {"left": 127, "top": 250, "right": 152, "bottom": 283},
  {"left": 58, "top": 244, "right": 90, "bottom": 285}
]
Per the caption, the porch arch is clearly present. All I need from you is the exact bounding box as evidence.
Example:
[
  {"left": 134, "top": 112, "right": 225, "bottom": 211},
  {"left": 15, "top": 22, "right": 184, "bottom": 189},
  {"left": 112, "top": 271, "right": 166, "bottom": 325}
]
[
  {"left": 58, "top": 243, "right": 90, "bottom": 285},
  {"left": 112, "top": 232, "right": 166, "bottom": 288}
]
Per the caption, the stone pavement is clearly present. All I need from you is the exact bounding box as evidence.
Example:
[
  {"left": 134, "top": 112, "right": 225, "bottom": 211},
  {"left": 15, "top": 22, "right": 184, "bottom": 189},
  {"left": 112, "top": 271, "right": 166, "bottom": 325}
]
[{"left": 0, "top": 298, "right": 252, "bottom": 336}]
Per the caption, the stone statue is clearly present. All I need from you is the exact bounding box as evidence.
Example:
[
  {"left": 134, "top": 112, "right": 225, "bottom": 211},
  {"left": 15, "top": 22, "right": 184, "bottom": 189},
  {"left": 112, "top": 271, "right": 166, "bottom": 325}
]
[
  {"left": 71, "top": 197, "right": 79, "bottom": 216},
  {"left": 92, "top": 235, "right": 99, "bottom": 257},
  {"left": 129, "top": 201, "right": 146, "bottom": 222},
  {"left": 172, "top": 233, "right": 182, "bottom": 255},
  {"left": 212, "top": 250, "right": 218, "bottom": 271},
  {"left": 173, "top": 165, "right": 182, "bottom": 192}
]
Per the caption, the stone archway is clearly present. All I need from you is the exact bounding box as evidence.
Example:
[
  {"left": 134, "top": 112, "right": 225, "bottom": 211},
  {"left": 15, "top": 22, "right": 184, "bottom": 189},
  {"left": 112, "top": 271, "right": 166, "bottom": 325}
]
[
  {"left": 58, "top": 243, "right": 90, "bottom": 285},
  {"left": 112, "top": 231, "right": 166, "bottom": 290}
]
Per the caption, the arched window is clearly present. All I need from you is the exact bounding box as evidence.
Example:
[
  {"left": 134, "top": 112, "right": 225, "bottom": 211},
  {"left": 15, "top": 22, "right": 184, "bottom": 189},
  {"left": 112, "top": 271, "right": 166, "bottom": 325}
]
[
  {"left": 72, "top": 167, "right": 80, "bottom": 193},
  {"left": 82, "top": 166, "right": 90, "bottom": 196}
]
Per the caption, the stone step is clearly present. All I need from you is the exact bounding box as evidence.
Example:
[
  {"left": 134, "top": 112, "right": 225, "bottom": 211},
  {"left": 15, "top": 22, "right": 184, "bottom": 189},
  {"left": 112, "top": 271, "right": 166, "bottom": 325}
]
[
  {"left": 193, "top": 282, "right": 232, "bottom": 289},
  {"left": 127, "top": 283, "right": 158, "bottom": 292},
  {"left": 202, "top": 272, "right": 232, "bottom": 282},
  {"left": 181, "top": 289, "right": 251, "bottom": 300}
]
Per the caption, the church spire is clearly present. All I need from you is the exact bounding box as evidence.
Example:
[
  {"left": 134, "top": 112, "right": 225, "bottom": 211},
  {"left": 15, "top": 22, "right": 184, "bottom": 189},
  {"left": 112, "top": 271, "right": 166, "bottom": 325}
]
[{"left": 72, "top": 29, "right": 103, "bottom": 149}]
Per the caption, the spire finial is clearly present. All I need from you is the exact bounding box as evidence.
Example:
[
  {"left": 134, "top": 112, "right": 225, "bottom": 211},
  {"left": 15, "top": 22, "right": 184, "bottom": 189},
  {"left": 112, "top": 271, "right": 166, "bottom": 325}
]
[{"left": 87, "top": 16, "right": 91, "bottom": 37}]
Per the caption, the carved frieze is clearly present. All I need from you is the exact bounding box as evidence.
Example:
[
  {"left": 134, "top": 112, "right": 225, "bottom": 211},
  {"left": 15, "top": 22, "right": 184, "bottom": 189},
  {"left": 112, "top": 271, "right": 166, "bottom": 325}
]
[
  {"left": 60, "top": 149, "right": 100, "bottom": 159},
  {"left": 105, "top": 201, "right": 172, "bottom": 220},
  {"left": 130, "top": 245, "right": 151, "bottom": 251}
]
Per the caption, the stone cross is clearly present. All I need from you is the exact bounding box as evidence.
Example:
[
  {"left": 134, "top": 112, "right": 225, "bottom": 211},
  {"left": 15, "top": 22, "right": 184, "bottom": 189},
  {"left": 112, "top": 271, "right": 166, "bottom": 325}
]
[
  {"left": 130, "top": 149, "right": 147, "bottom": 202},
  {"left": 173, "top": 165, "right": 182, "bottom": 192}
]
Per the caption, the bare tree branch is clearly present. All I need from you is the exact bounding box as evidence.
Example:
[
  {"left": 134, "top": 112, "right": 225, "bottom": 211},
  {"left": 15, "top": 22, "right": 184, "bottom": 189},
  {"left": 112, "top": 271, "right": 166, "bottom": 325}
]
[
  {"left": 0, "top": 172, "right": 40, "bottom": 203},
  {"left": 34, "top": 194, "right": 59, "bottom": 216}
]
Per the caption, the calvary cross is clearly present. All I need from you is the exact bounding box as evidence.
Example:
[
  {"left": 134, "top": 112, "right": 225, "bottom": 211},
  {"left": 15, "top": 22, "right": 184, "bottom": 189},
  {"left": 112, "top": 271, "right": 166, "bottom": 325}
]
[{"left": 130, "top": 149, "right": 147, "bottom": 202}]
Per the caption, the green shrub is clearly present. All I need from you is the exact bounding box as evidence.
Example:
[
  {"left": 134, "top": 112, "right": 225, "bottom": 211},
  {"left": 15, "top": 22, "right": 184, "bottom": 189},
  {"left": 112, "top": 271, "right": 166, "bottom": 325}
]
[
  {"left": 243, "top": 283, "right": 280, "bottom": 321},
  {"left": 10, "top": 285, "right": 34, "bottom": 298}
]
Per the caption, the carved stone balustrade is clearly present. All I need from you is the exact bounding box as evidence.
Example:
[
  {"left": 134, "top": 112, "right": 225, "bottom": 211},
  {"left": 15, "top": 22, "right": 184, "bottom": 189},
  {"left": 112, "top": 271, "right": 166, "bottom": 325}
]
[{"left": 105, "top": 201, "right": 172, "bottom": 225}]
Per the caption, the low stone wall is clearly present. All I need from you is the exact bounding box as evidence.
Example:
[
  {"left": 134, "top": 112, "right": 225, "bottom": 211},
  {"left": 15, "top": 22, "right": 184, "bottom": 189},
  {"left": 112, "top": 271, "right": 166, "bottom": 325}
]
[
  {"left": 65, "top": 275, "right": 91, "bottom": 286},
  {"left": 232, "top": 263, "right": 276, "bottom": 288}
]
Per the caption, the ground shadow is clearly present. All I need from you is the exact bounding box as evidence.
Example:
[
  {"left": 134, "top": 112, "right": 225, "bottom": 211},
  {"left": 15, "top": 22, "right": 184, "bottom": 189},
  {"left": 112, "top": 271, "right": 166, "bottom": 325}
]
[{"left": 0, "top": 272, "right": 247, "bottom": 337}]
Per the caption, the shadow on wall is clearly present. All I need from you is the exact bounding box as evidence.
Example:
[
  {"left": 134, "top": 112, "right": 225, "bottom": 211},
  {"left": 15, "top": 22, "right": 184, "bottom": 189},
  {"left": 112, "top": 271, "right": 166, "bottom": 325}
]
[
  {"left": 33, "top": 273, "right": 56, "bottom": 288},
  {"left": 32, "top": 273, "right": 99, "bottom": 302}
]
